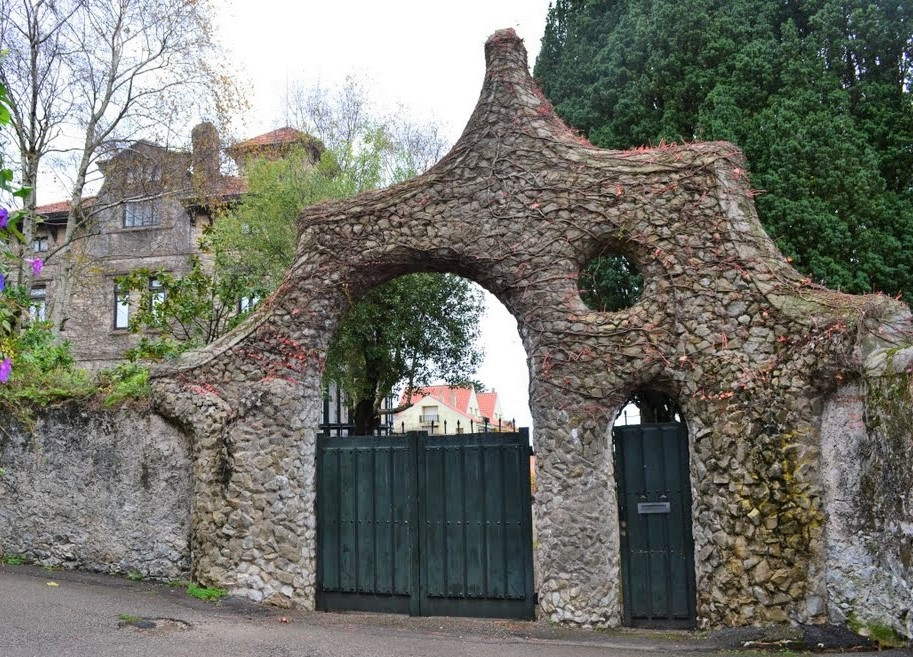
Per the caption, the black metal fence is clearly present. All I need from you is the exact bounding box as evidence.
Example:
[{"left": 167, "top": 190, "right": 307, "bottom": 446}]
[
  {"left": 318, "top": 383, "right": 397, "bottom": 437},
  {"left": 319, "top": 384, "right": 520, "bottom": 439}
]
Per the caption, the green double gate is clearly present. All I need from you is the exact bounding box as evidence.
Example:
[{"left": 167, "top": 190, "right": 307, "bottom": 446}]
[
  {"left": 316, "top": 430, "right": 536, "bottom": 619},
  {"left": 614, "top": 422, "right": 697, "bottom": 628}
]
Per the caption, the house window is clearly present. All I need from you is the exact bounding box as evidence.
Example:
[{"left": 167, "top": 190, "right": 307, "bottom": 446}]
[
  {"left": 29, "top": 286, "right": 46, "bottom": 321},
  {"left": 239, "top": 294, "right": 261, "bottom": 313},
  {"left": 149, "top": 277, "right": 165, "bottom": 310},
  {"left": 114, "top": 283, "right": 130, "bottom": 329},
  {"left": 33, "top": 236, "right": 49, "bottom": 252},
  {"left": 123, "top": 201, "right": 159, "bottom": 227},
  {"left": 420, "top": 405, "right": 439, "bottom": 425}
]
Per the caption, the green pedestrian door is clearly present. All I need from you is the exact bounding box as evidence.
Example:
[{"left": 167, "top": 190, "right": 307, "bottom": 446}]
[
  {"left": 613, "top": 422, "right": 697, "bottom": 628},
  {"left": 316, "top": 430, "right": 536, "bottom": 619}
]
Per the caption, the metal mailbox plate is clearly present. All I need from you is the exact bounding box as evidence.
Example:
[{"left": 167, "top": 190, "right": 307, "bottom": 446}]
[{"left": 637, "top": 501, "right": 671, "bottom": 514}]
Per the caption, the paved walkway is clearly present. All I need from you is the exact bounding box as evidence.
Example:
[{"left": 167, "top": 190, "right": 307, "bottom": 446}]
[{"left": 0, "top": 564, "right": 908, "bottom": 657}]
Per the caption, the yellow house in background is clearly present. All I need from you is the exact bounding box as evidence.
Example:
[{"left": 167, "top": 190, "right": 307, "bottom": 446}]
[{"left": 393, "top": 385, "right": 516, "bottom": 435}]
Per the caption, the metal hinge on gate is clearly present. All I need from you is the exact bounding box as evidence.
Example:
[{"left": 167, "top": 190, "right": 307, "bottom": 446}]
[{"left": 533, "top": 592, "right": 539, "bottom": 605}]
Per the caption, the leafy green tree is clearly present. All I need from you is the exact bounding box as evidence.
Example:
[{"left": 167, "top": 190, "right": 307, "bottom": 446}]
[
  {"left": 326, "top": 274, "right": 483, "bottom": 434},
  {"left": 209, "top": 148, "right": 341, "bottom": 300},
  {"left": 117, "top": 256, "right": 244, "bottom": 358},
  {"left": 535, "top": 0, "right": 913, "bottom": 299},
  {"left": 578, "top": 254, "right": 644, "bottom": 312}
]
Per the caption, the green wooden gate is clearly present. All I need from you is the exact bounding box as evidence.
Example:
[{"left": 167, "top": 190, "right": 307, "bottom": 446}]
[
  {"left": 613, "top": 422, "right": 697, "bottom": 628},
  {"left": 316, "top": 430, "right": 535, "bottom": 619}
]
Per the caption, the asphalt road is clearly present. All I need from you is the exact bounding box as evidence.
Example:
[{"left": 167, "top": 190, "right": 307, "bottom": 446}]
[{"left": 0, "top": 564, "right": 908, "bottom": 657}]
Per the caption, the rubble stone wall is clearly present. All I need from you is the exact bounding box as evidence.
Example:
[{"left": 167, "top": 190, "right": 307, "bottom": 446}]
[{"left": 0, "top": 405, "right": 192, "bottom": 579}]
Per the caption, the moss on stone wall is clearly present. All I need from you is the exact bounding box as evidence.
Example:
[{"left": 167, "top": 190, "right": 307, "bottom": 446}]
[{"left": 861, "top": 369, "right": 913, "bottom": 543}]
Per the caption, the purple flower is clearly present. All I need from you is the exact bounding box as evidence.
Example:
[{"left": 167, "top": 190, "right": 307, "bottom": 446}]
[
  {"left": 0, "top": 357, "right": 11, "bottom": 383},
  {"left": 26, "top": 258, "right": 43, "bottom": 275},
  {"left": 0, "top": 207, "right": 7, "bottom": 229},
  {"left": 0, "top": 273, "right": 5, "bottom": 292}
]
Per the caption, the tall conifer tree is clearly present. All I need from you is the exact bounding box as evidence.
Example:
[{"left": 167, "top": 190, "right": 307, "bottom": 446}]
[{"left": 535, "top": 0, "right": 913, "bottom": 298}]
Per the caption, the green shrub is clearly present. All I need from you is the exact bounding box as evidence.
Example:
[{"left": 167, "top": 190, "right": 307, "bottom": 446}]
[
  {"left": 97, "top": 363, "right": 150, "bottom": 406},
  {"left": 0, "top": 323, "right": 95, "bottom": 418}
]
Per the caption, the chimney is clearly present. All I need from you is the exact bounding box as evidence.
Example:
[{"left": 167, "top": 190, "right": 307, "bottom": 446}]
[{"left": 191, "top": 122, "right": 220, "bottom": 190}]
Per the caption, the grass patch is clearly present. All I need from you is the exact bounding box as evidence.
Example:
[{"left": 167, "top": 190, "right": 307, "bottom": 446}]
[
  {"left": 1, "top": 554, "right": 26, "bottom": 565},
  {"left": 126, "top": 570, "right": 144, "bottom": 581},
  {"left": 186, "top": 582, "right": 226, "bottom": 602},
  {"left": 118, "top": 613, "right": 142, "bottom": 623}
]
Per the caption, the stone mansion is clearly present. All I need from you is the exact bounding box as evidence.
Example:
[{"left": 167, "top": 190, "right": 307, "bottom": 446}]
[{"left": 33, "top": 124, "right": 321, "bottom": 369}]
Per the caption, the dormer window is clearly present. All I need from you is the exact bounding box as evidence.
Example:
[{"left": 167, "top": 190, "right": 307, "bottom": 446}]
[
  {"left": 33, "top": 236, "right": 49, "bottom": 252},
  {"left": 124, "top": 201, "right": 159, "bottom": 227}
]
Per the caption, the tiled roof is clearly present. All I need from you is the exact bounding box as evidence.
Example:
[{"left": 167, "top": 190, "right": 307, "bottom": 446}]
[
  {"left": 34, "top": 197, "right": 97, "bottom": 216},
  {"left": 185, "top": 176, "right": 248, "bottom": 201},
  {"left": 230, "top": 127, "right": 312, "bottom": 150},
  {"left": 218, "top": 176, "right": 248, "bottom": 195},
  {"left": 402, "top": 385, "right": 473, "bottom": 414},
  {"left": 476, "top": 392, "right": 499, "bottom": 420}
]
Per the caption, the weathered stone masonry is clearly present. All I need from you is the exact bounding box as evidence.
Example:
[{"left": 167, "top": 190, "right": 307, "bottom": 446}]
[
  {"left": 0, "top": 405, "right": 191, "bottom": 578},
  {"left": 5, "top": 29, "right": 910, "bottom": 634}
]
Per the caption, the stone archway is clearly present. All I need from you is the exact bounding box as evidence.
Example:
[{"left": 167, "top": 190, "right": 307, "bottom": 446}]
[{"left": 152, "top": 29, "right": 913, "bottom": 628}]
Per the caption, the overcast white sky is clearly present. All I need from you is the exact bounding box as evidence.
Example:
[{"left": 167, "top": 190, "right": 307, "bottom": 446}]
[
  {"left": 215, "top": 1, "right": 552, "bottom": 430},
  {"left": 217, "top": 0, "right": 552, "bottom": 144}
]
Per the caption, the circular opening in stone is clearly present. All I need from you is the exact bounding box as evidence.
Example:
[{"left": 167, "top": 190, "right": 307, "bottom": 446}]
[{"left": 578, "top": 252, "right": 644, "bottom": 312}]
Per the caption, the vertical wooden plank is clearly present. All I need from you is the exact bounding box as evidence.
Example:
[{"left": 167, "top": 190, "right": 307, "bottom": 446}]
[
  {"left": 644, "top": 426, "right": 669, "bottom": 619},
  {"left": 339, "top": 447, "right": 356, "bottom": 592},
  {"left": 662, "top": 425, "right": 685, "bottom": 618},
  {"left": 463, "top": 444, "right": 484, "bottom": 598},
  {"left": 392, "top": 444, "right": 411, "bottom": 595},
  {"left": 356, "top": 448, "right": 375, "bottom": 592},
  {"left": 423, "top": 444, "right": 446, "bottom": 597},
  {"left": 319, "top": 444, "right": 340, "bottom": 591},
  {"left": 374, "top": 446, "right": 393, "bottom": 594},
  {"left": 518, "top": 428, "right": 536, "bottom": 617},
  {"left": 408, "top": 432, "right": 422, "bottom": 616},
  {"left": 502, "top": 443, "right": 524, "bottom": 598},
  {"left": 445, "top": 445, "right": 465, "bottom": 596},
  {"left": 484, "top": 445, "right": 506, "bottom": 598}
]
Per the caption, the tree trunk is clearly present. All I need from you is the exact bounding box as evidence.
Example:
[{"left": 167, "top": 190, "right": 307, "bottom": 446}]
[
  {"left": 634, "top": 390, "right": 679, "bottom": 423},
  {"left": 19, "top": 165, "right": 36, "bottom": 281},
  {"left": 353, "top": 397, "right": 380, "bottom": 435},
  {"left": 49, "top": 156, "right": 91, "bottom": 336}
]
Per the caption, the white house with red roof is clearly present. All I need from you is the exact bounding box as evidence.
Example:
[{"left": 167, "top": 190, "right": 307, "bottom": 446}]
[{"left": 393, "top": 385, "right": 515, "bottom": 434}]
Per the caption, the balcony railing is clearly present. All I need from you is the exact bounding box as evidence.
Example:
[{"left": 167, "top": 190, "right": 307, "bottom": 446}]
[{"left": 419, "top": 414, "right": 439, "bottom": 425}]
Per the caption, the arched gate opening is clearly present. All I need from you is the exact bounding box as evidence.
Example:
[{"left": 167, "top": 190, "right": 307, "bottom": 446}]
[
  {"left": 613, "top": 391, "right": 696, "bottom": 628},
  {"left": 314, "top": 273, "right": 535, "bottom": 619}
]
